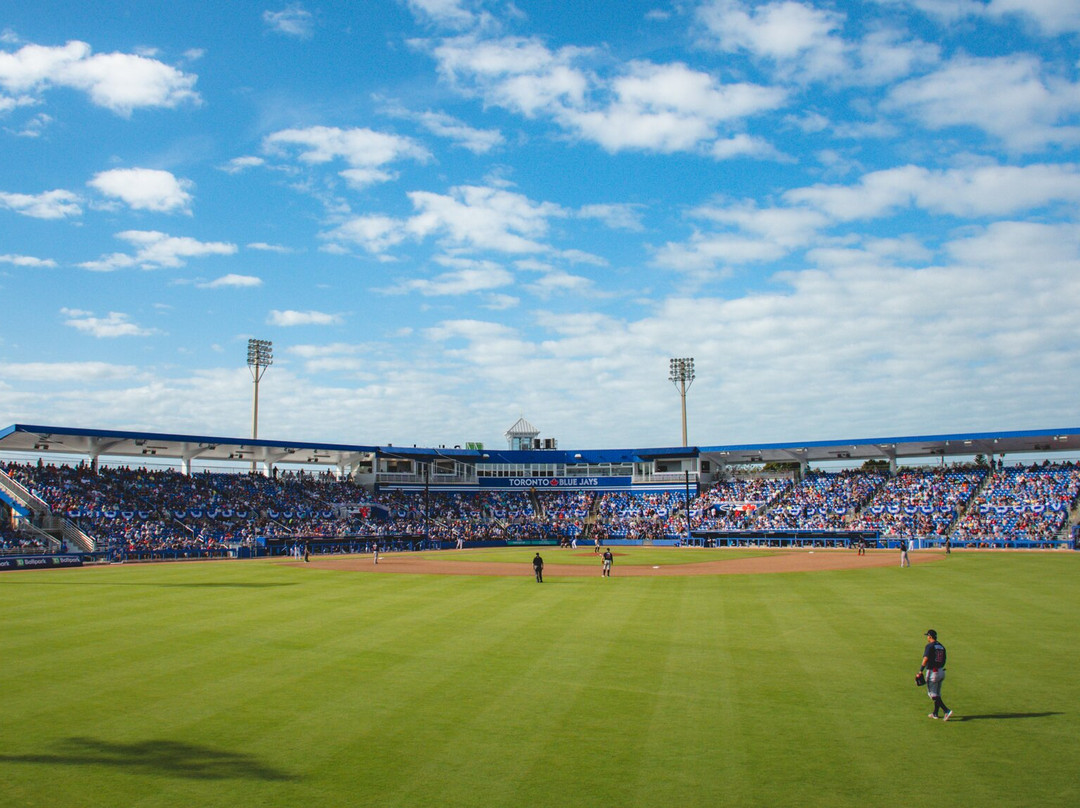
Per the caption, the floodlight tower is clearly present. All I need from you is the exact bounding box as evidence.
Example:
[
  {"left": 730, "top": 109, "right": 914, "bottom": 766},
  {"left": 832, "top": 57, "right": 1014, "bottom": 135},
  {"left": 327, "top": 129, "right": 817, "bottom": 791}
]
[
  {"left": 668, "top": 357, "right": 695, "bottom": 447},
  {"left": 247, "top": 338, "right": 273, "bottom": 442}
]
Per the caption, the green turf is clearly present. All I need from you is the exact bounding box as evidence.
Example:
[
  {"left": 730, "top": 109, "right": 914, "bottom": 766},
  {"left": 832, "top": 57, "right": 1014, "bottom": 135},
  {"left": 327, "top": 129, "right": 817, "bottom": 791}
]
[{"left": 1, "top": 552, "right": 1077, "bottom": 807}]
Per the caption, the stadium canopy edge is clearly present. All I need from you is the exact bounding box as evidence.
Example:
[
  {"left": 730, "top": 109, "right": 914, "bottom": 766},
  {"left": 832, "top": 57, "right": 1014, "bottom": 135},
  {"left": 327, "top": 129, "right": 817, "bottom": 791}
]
[
  {"left": 2, "top": 423, "right": 1079, "bottom": 471},
  {"left": 698, "top": 427, "right": 1080, "bottom": 467}
]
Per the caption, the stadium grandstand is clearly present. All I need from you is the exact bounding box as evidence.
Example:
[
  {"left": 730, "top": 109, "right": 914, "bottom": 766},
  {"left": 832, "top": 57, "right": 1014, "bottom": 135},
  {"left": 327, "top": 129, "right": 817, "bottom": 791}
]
[{"left": 2, "top": 422, "right": 1078, "bottom": 565}]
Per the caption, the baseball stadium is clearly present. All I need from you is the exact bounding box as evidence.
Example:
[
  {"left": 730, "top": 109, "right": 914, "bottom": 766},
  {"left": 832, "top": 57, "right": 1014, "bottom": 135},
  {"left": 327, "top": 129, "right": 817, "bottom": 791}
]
[
  {"left": 2, "top": 420, "right": 1078, "bottom": 807},
  {"left": 5, "top": 0, "right": 1080, "bottom": 805}
]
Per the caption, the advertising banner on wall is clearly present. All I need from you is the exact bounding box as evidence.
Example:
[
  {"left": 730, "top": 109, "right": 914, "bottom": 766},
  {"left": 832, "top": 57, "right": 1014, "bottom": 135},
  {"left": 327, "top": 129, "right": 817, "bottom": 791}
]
[
  {"left": 480, "top": 476, "right": 632, "bottom": 490},
  {"left": 0, "top": 555, "right": 84, "bottom": 572}
]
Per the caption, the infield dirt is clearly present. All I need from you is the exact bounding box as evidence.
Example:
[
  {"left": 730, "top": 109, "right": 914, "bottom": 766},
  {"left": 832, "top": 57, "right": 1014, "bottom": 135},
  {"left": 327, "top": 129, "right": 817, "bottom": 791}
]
[{"left": 292, "top": 548, "right": 942, "bottom": 576}]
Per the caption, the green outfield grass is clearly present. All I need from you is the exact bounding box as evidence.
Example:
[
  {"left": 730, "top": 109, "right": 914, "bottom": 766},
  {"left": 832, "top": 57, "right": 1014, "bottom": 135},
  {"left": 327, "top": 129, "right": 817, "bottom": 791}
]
[{"left": 2, "top": 551, "right": 1077, "bottom": 808}]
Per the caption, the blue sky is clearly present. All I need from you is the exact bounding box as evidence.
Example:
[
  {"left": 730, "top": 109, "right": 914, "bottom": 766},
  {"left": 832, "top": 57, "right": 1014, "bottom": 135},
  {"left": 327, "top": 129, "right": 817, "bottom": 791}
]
[{"left": 1, "top": 0, "right": 1079, "bottom": 451}]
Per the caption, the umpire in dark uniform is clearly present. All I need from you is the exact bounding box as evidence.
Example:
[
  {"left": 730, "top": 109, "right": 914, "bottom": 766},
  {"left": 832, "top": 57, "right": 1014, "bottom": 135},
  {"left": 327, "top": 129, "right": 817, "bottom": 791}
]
[
  {"left": 532, "top": 552, "right": 544, "bottom": 583},
  {"left": 920, "top": 629, "right": 953, "bottom": 720}
]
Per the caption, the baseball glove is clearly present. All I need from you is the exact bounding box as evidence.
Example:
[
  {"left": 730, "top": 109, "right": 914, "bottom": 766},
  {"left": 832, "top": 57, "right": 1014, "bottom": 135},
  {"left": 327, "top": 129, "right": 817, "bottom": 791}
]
[{"left": 914, "top": 672, "right": 926, "bottom": 687}]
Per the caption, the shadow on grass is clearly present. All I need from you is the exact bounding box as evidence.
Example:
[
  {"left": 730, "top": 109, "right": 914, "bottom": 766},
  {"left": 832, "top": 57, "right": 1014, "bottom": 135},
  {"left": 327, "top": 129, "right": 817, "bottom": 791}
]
[
  {"left": 950, "top": 711, "right": 1062, "bottom": 722},
  {"left": 0, "top": 737, "right": 297, "bottom": 781}
]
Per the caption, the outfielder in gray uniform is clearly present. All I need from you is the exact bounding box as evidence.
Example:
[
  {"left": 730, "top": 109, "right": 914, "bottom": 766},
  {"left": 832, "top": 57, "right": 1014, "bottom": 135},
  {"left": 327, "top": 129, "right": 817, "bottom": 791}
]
[{"left": 920, "top": 629, "right": 953, "bottom": 720}]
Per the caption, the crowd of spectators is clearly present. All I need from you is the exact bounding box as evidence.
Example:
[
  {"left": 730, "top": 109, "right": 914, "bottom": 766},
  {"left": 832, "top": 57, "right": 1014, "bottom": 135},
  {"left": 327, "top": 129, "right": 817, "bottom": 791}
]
[
  {"left": 691, "top": 477, "right": 792, "bottom": 531},
  {"left": 852, "top": 468, "right": 987, "bottom": 537},
  {"left": 755, "top": 471, "right": 886, "bottom": 530},
  {"left": 950, "top": 464, "right": 1080, "bottom": 544},
  {"left": 4, "top": 459, "right": 1079, "bottom": 555},
  {"left": 0, "top": 522, "right": 48, "bottom": 554},
  {"left": 595, "top": 491, "right": 684, "bottom": 541}
]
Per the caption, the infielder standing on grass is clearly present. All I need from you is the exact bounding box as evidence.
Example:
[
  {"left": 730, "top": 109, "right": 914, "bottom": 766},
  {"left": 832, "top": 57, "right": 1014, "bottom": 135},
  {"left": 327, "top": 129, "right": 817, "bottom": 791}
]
[
  {"left": 602, "top": 548, "right": 613, "bottom": 577},
  {"left": 920, "top": 629, "right": 954, "bottom": 721}
]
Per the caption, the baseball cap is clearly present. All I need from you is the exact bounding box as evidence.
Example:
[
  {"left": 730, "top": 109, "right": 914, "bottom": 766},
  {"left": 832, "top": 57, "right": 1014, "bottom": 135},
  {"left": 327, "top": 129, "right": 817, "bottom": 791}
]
[{"left": 925, "top": 629, "right": 937, "bottom": 639}]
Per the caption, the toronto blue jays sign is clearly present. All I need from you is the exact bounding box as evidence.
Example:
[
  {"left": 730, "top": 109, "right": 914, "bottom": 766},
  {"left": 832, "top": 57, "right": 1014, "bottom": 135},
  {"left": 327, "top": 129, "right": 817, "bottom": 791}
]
[{"left": 481, "top": 476, "right": 631, "bottom": 490}]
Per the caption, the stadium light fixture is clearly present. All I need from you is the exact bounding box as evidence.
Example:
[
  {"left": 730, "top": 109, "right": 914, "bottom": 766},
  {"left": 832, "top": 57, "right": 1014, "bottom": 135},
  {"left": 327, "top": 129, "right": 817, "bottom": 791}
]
[
  {"left": 247, "top": 339, "right": 273, "bottom": 446},
  {"left": 668, "top": 357, "right": 695, "bottom": 447}
]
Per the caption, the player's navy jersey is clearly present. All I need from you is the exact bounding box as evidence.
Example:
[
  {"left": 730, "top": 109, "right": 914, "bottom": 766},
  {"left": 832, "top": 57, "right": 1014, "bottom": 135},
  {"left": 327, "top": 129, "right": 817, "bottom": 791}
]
[{"left": 923, "top": 641, "right": 947, "bottom": 669}]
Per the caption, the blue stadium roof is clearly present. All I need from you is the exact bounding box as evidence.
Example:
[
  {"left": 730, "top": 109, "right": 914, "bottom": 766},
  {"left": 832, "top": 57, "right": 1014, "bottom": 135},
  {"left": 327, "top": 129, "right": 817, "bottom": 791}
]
[
  {"left": 0, "top": 423, "right": 377, "bottom": 468},
  {"left": 2, "top": 423, "right": 1078, "bottom": 470},
  {"left": 698, "top": 427, "right": 1080, "bottom": 466}
]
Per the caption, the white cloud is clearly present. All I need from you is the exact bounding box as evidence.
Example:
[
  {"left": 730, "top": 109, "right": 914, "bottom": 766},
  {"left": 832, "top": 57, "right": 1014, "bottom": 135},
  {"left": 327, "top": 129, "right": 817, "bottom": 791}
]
[
  {"left": 285, "top": 343, "right": 380, "bottom": 375},
  {"left": 268, "top": 309, "right": 343, "bottom": 326},
  {"left": 80, "top": 230, "right": 237, "bottom": 271},
  {"left": 339, "top": 168, "right": 396, "bottom": 189},
  {"left": 886, "top": 0, "right": 1080, "bottom": 34},
  {"left": 247, "top": 242, "right": 294, "bottom": 253},
  {"left": 406, "top": 0, "right": 488, "bottom": 30},
  {"left": 0, "top": 188, "right": 81, "bottom": 219},
  {"left": 696, "top": 0, "right": 848, "bottom": 80},
  {"left": 652, "top": 231, "right": 790, "bottom": 274},
  {"left": 709, "top": 133, "right": 787, "bottom": 160},
  {"left": 428, "top": 36, "right": 785, "bottom": 155},
  {"left": 0, "top": 40, "right": 200, "bottom": 115},
  {"left": 297, "top": 356, "right": 369, "bottom": 374},
  {"left": 524, "top": 268, "right": 593, "bottom": 297},
  {"left": 7, "top": 111, "right": 52, "bottom": 137},
  {"left": 1, "top": 360, "right": 139, "bottom": 381},
  {"left": 0, "top": 253, "right": 56, "bottom": 267},
  {"left": 945, "top": 221, "right": 1080, "bottom": 270},
  {"left": 482, "top": 293, "right": 518, "bottom": 310},
  {"left": 691, "top": 201, "right": 831, "bottom": 247},
  {"left": 578, "top": 203, "right": 645, "bottom": 231},
  {"left": 323, "top": 215, "right": 409, "bottom": 254},
  {"left": 786, "top": 163, "right": 1080, "bottom": 220},
  {"left": 558, "top": 248, "right": 607, "bottom": 266},
  {"left": 560, "top": 61, "right": 787, "bottom": 153},
  {"left": 389, "top": 261, "right": 514, "bottom": 296},
  {"left": 699, "top": 1, "right": 944, "bottom": 87},
  {"left": 656, "top": 162, "right": 1080, "bottom": 274},
  {"left": 415, "top": 110, "right": 504, "bottom": 153},
  {"left": 221, "top": 156, "right": 266, "bottom": 174},
  {"left": 289, "top": 342, "right": 365, "bottom": 358},
  {"left": 988, "top": 0, "right": 1080, "bottom": 34},
  {"left": 88, "top": 167, "right": 194, "bottom": 213},
  {"left": 853, "top": 28, "right": 939, "bottom": 86},
  {"left": 263, "top": 125, "right": 430, "bottom": 172},
  {"left": 887, "top": 55, "right": 1080, "bottom": 151},
  {"left": 873, "top": 0, "right": 984, "bottom": 23},
  {"left": 406, "top": 185, "right": 565, "bottom": 253},
  {"left": 263, "top": 5, "right": 315, "bottom": 39},
  {"left": 198, "top": 274, "right": 263, "bottom": 288},
  {"left": 431, "top": 35, "right": 590, "bottom": 115},
  {"left": 328, "top": 186, "right": 566, "bottom": 256},
  {"left": 60, "top": 308, "right": 158, "bottom": 337}
]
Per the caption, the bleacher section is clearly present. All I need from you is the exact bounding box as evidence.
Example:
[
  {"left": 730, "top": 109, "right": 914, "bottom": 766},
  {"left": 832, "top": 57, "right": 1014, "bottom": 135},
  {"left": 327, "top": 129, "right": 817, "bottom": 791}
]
[
  {"left": 853, "top": 468, "right": 987, "bottom": 537},
  {"left": 950, "top": 466, "right": 1080, "bottom": 546},
  {"left": 754, "top": 471, "right": 885, "bottom": 531},
  {"left": 2, "top": 460, "right": 1078, "bottom": 558},
  {"left": 0, "top": 521, "right": 48, "bottom": 554}
]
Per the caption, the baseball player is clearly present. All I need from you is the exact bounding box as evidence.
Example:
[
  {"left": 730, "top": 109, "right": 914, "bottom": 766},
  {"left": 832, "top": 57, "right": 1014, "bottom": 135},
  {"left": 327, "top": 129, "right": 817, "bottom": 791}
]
[
  {"left": 919, "top": 629, "right": 953, "bottom": 720},
  {"left": 602, "top": 548, "right": 613, "bottom": 577},
  {"left": 533, "top": 552, "right": 544, "bottom": 583}
]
